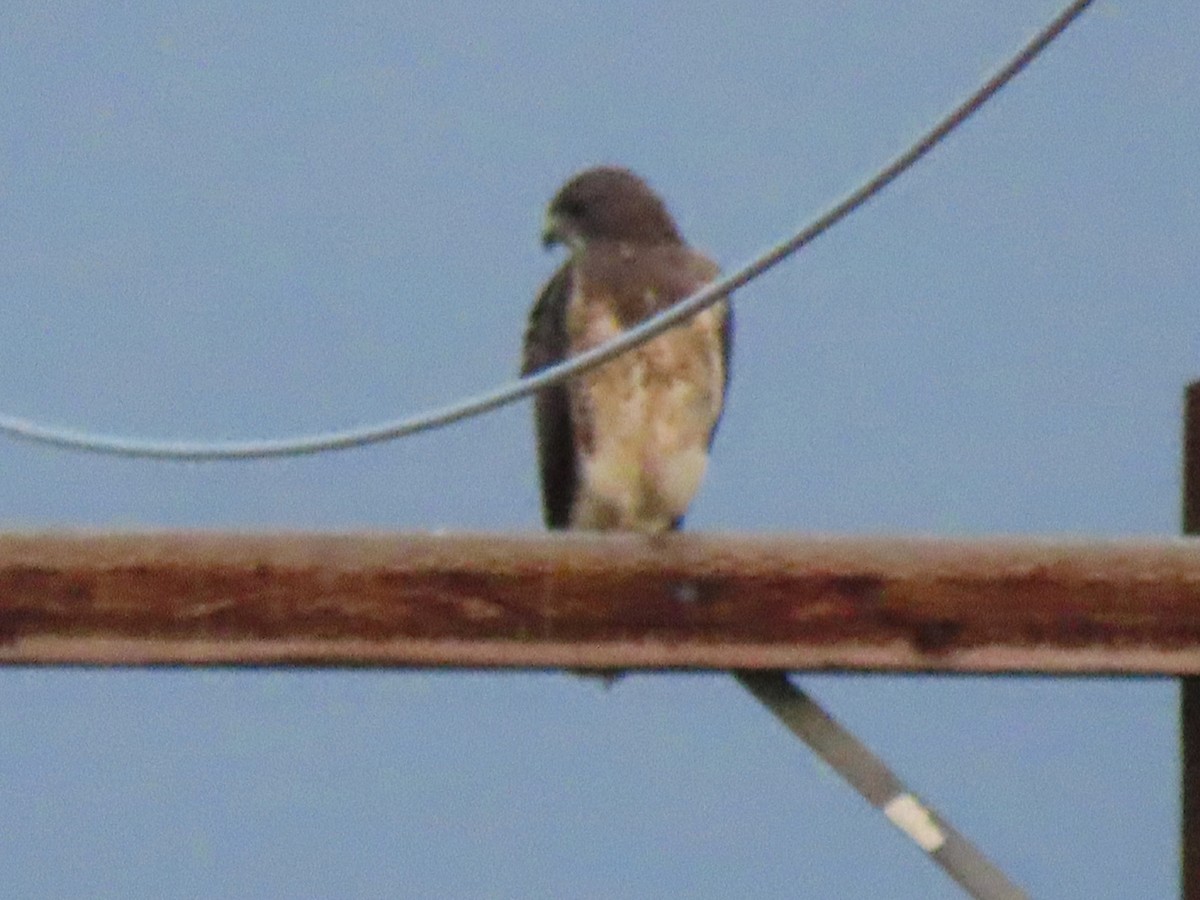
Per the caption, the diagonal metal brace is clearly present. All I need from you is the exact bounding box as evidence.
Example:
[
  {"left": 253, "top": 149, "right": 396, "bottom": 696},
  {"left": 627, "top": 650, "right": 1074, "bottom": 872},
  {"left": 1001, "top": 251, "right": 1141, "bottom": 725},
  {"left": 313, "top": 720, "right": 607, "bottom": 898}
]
[{"left": 736, "top": 671, "right": 1027, "bottom": 900}]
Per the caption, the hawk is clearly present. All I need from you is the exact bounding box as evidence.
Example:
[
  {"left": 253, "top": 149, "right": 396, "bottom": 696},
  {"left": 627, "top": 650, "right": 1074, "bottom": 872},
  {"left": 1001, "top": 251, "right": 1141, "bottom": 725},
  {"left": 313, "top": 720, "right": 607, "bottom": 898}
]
[{"left": 522, "top": 166, "right": 732, "bottom": 534}]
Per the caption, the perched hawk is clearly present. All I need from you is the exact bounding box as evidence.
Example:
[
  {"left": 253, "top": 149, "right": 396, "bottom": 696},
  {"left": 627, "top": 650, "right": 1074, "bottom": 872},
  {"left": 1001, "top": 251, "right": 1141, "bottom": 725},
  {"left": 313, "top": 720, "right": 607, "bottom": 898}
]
[{"left": 522, "top": 167, "right": 732, "bottom": 534}]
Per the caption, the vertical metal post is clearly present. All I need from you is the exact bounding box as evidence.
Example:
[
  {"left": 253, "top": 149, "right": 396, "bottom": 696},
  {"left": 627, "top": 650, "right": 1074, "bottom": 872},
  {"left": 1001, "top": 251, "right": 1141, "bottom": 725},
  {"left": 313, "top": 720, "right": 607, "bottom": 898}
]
[{"left": 1183, "top": 381, "right": 1200, "bottom": 899}]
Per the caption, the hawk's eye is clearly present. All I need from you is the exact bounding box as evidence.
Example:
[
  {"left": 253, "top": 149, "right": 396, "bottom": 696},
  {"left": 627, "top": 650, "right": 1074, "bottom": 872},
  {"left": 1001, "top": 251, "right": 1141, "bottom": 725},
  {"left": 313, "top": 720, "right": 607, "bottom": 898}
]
[{"left": 557, "top": 198, "right": 586, "bottom": 219}]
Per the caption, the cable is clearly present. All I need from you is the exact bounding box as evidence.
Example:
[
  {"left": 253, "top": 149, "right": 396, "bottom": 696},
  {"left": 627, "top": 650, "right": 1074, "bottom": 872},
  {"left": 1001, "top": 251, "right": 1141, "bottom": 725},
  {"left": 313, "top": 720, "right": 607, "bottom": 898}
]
[{"left": 0, "top": 0, "right": 1094, "bottom": 462}]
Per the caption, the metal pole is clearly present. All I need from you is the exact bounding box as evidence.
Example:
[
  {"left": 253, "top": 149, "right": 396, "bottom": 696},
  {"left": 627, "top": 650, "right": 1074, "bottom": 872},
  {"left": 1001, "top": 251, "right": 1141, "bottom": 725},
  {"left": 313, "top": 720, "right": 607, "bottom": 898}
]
[
  {"left": 736, "top": 672, "right": 1027, "bottom": 900},
  {"left": 1182, "top": 381, "right": 1200, "bottom": 899}
]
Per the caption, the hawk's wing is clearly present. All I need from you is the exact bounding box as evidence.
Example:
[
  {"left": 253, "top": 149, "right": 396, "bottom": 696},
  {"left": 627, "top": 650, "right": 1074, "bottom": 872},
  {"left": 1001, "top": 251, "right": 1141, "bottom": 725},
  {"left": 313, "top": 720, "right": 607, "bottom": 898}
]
[
  {"left": 521, "top": 263, "right": 576, "bottom": 529},
  {"left": 712, "top": 285, "right": 734, "bottom": 449}
]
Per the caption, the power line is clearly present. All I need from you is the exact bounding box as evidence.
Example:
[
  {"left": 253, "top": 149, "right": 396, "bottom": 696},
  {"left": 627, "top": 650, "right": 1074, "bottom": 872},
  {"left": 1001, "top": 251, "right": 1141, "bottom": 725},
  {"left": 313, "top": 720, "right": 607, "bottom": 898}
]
[{"left": 0, "top": 0, "right": 1095, "bottom": 462}]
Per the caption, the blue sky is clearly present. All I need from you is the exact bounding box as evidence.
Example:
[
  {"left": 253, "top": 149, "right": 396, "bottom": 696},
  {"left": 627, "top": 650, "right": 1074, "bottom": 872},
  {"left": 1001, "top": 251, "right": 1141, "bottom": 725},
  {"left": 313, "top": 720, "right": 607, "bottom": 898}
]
[{"left": 0, "top": 2, "right": 1195, "bottom": 897}]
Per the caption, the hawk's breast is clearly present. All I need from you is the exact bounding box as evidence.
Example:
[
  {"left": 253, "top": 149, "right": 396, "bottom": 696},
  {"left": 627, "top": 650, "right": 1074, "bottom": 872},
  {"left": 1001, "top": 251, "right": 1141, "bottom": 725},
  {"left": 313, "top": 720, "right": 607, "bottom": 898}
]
[{"left": 564, "top": 253, "right": 727, "bottom": 533}]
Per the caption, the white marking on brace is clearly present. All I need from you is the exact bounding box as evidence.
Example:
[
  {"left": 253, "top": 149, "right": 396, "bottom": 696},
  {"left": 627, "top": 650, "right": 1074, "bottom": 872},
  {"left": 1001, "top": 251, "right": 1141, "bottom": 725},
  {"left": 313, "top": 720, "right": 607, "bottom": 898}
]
[{"left": 883, "top": 793, "right": 946, "bottom": 852}]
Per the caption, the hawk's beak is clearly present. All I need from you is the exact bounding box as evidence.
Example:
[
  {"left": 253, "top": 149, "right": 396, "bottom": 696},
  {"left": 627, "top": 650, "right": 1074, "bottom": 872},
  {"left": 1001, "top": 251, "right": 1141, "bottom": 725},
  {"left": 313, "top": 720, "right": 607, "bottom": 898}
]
[{"left": 541, "top": 211, "right": 562, "bottom": 249}]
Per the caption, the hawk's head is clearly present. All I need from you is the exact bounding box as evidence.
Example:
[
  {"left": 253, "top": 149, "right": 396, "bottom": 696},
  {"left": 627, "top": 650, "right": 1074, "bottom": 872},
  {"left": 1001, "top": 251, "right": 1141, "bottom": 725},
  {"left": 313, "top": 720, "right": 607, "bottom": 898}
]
[{"left": 542, "top": 166, "right": 682, "bottom": 251}]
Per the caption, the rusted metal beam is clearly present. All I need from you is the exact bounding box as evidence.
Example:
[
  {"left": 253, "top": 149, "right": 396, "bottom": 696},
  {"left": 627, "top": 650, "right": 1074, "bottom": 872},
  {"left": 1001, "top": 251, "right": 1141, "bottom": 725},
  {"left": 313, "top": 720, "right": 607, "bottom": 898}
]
[{"left": 1, "top": 531, "right": 1199, "bottom": 672}]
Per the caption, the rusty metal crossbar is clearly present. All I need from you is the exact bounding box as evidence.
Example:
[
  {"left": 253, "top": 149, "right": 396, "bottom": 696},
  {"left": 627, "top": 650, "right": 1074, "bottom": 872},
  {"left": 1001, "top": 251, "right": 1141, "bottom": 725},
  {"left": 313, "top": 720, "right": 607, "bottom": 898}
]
[{"left": 0, "top": 530, "right": 1198, "bottom": 673}]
